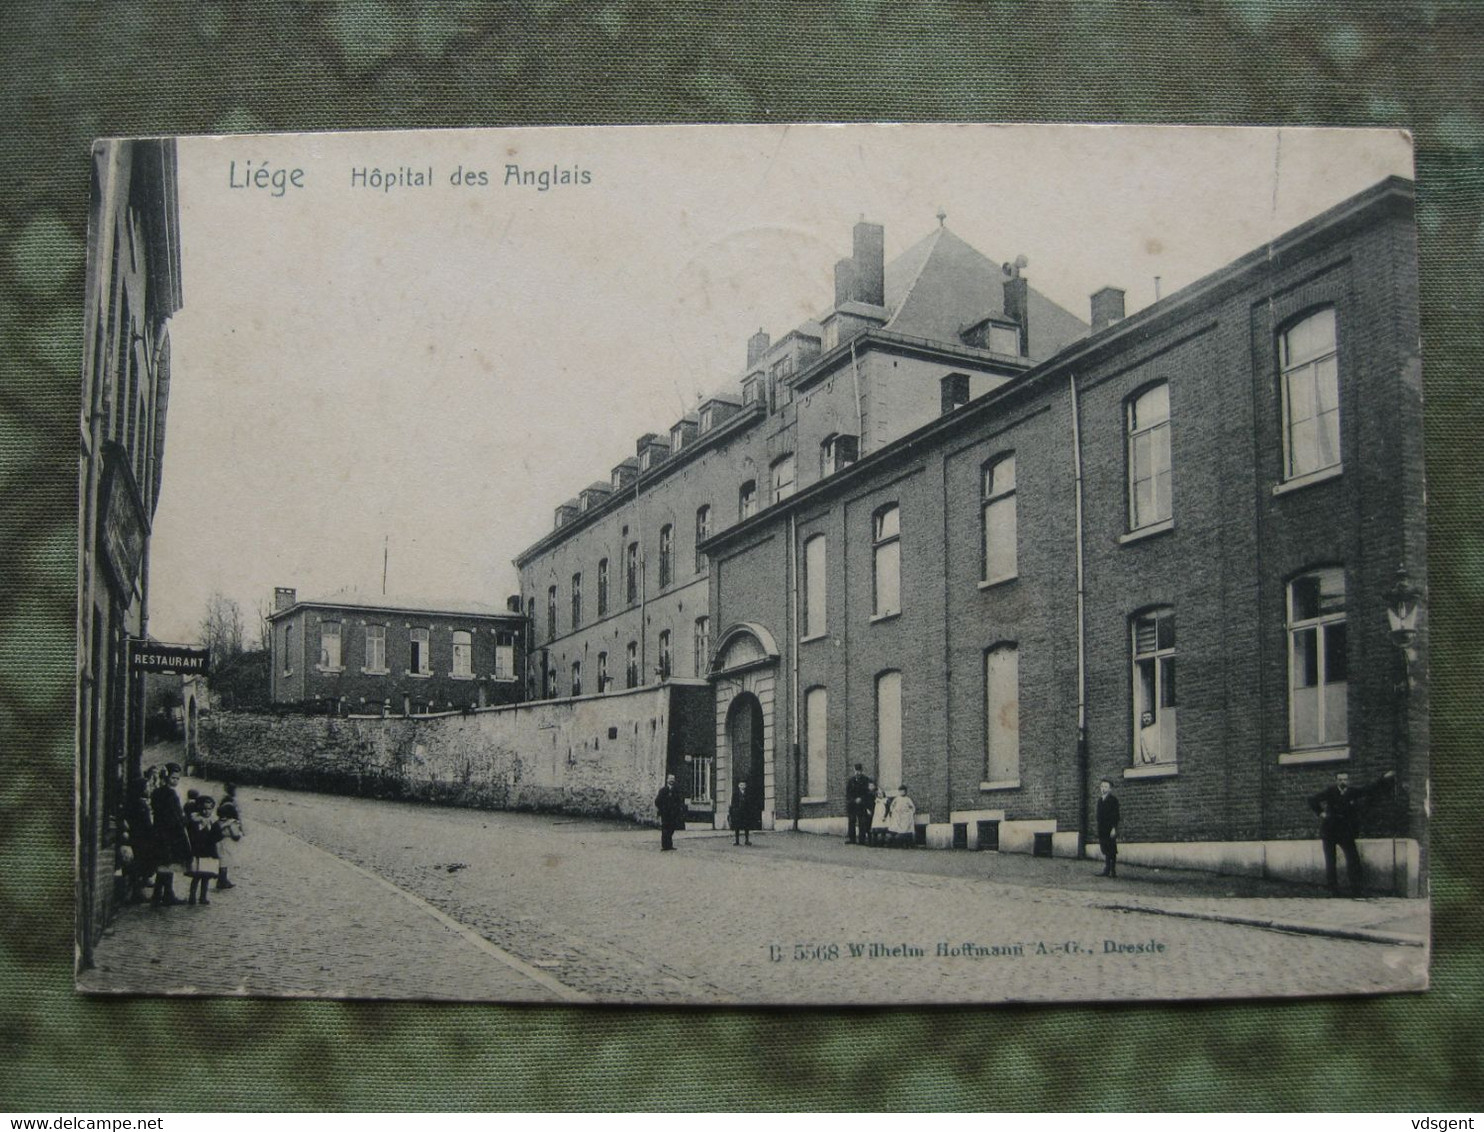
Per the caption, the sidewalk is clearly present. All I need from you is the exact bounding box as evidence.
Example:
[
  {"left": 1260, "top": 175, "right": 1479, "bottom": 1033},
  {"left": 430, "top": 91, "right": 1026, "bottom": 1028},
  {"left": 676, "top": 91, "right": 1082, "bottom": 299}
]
[
  {"left": 78, "top": 786, "right": 580, "bottom": 1001},
  {"left": 662, "top": 824, "right": 1430, "bottom": 947}
]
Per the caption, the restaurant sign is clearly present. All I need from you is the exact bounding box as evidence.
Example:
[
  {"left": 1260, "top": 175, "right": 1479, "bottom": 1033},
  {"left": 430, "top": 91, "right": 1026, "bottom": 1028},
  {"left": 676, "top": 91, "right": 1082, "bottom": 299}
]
[{"left": 129, "top": 641, "right": 211, "bottom": 674}]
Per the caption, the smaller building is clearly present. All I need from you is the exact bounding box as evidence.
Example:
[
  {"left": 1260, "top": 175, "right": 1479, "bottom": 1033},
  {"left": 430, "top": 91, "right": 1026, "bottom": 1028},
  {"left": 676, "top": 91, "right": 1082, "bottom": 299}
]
[{"left": 265, "top": 588, "right": 528, "bottom": 715}]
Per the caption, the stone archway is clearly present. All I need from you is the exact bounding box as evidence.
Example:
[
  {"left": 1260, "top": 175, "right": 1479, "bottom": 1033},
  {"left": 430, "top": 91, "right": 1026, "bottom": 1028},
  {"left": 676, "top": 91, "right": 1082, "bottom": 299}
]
[{"left": 709, "top": 622, "right": 780, "bottom": 829}]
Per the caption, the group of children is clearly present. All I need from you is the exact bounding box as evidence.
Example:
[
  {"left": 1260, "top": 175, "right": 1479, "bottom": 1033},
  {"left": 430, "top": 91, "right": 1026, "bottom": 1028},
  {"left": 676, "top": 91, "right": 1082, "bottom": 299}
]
[
  {"left": 181, "top": 784, "right": 245, "bottom": 904},
  {"left": 120, "top": 762, "right": 245, "bottom": 908}
]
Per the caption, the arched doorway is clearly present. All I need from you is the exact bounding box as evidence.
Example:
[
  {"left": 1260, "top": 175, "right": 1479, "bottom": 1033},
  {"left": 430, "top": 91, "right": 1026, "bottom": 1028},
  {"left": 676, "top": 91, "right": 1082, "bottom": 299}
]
[
  {"left": 709, "top": 622, "right": 780, "bottom": 829},
  {"left": 727, "top": 692, "right": 765, "bottom": 804}
]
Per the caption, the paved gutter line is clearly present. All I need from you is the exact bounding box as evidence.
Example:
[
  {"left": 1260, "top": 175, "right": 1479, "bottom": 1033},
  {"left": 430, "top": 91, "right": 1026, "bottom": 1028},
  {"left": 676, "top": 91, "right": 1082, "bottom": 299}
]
[
  {"left": 1098, "top": 902, "right": 1428, "bottom": 947},
  {"left": 284, "top": 829, "right": 593, "bottom": 1003}
]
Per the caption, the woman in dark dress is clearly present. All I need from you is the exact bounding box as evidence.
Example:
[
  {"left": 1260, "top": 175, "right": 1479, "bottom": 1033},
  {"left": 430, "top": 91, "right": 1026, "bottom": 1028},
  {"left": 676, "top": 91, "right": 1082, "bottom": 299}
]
[
  {"left": 150, "top": 763, "right": 191, "bottom": 906},
  {"left": 729, "top": 779, "right": 759, "bottom": 846}
]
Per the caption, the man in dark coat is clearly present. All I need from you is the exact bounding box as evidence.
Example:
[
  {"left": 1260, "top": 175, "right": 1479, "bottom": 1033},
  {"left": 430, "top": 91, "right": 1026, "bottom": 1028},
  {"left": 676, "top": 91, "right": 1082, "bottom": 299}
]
[
  {"left": 655, "top": 773, "right": 687, "bottom": 851},
  {"left": 149, "top": 763, "right": 191, "bottom": 905},
  {"left": 845, "top": 763, "right": 871, "bottom": 844},
  {"left": 1309, "top": 770, "right": 1395, "bottom": 894},
  {"left": 1095, "top": 778, "right": 1120, "bottom": 878}
]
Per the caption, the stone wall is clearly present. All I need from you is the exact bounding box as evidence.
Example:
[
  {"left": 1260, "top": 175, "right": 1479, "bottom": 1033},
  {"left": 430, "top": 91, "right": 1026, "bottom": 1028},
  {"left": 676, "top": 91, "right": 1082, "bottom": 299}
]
[{"left": 197, "top": 682, "right": 707, "bottom": 824}]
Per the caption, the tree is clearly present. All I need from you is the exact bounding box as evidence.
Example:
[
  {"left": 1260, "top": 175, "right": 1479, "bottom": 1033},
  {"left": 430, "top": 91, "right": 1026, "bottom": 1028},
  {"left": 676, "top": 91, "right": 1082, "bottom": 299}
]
[{"left": 199, "top": 591, "right": 245, "bottom": 672}]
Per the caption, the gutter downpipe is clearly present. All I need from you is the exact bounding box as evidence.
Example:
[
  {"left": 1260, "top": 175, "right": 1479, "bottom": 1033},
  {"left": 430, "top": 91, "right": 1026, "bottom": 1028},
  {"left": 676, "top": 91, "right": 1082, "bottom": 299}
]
[
  {"left": 849, "top": 337, "right": 865, "bottom": 444},
  {"left": 789, "top": 510, "right": 801, "bottom": 830},
  {"left": 1069, "top": 373, "right": 1089, "bottom": 855}
]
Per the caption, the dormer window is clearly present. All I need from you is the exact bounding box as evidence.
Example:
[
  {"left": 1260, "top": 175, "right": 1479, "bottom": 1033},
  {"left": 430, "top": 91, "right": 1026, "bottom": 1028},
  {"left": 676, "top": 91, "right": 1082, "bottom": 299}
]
[
  {"left": 742, "top": 375, "right": 762, "bottom": 405},
  {"left": 640, "top": 449, "right": 652, "bottom": 472},
  {"left": 670, "top": 426, "right": 685, "bottom": 452},
  {"left": 987, "top": 319, "right": 1020, "bottom": 356},
  {"left": 699, "top": 406, "right": 715, "bottom": 433}
]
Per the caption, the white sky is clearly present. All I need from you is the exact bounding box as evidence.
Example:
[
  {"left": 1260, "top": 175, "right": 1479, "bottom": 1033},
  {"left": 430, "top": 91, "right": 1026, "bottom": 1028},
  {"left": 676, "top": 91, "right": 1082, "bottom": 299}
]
[{"left": 146, "top": 123, "right": 1413, "bottom": 644}]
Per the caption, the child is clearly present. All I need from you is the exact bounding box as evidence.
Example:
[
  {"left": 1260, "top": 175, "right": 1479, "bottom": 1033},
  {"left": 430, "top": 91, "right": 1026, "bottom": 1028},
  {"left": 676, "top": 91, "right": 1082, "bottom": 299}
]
[
  {"left": 186, "top": 795, "right": 223, "bottom": 906},
  {"left": 215, "top": 785, "right": 244, "bottom": 890}
]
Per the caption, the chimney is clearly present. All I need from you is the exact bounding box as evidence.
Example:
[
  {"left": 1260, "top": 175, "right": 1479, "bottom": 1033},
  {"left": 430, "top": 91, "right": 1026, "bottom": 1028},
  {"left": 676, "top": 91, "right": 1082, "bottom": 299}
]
[
  {"left": 1002, "top": 272, "right": 1028, "bottom": 355},
  {"left": 746, "top": 328, "right": 771, "bottom": 367},
  {"left": 852, "top": 221, "right": 885, "bottom": 307},
  {"left": 833, "top": 258, "right": 856, "bottom": 308},
  {"left": 274, "top": 586, "right": 297, "bottom": 612},
  {"left": 1091, "top": 286, "right": 1126, "bottom": 332}
]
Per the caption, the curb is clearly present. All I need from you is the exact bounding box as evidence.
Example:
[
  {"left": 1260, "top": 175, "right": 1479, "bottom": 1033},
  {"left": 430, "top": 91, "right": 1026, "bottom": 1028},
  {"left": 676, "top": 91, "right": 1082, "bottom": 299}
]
[{"left": 1098, "top": 902, "right": 1428, "bottom": 948}]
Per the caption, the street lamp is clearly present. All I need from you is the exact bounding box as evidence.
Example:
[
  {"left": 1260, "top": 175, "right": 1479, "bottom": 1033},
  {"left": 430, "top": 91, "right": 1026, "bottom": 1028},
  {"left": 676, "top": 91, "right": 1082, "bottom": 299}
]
[{"left": 1385, "top": 565, "right": 1421, "bottom": 855}]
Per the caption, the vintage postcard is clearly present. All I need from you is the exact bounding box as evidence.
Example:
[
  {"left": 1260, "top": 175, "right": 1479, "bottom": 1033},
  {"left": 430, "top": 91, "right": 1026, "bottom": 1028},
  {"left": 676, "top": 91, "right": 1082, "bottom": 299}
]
[{"left": 76, "top": 123, "right": 1427, "bottom": 1004}]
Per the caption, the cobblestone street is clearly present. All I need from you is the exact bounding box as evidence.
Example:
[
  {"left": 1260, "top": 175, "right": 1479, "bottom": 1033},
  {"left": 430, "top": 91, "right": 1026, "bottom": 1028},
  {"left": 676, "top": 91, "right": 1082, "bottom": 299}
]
[{"left": 82, "top": 776, "right": 1429, "bottom": 1005}]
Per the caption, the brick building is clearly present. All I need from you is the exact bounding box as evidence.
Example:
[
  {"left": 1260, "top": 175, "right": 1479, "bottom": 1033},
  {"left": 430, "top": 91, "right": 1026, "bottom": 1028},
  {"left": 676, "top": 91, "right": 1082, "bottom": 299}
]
[
  {"left": 516, "top": 180, "right": 1426, "bottom": 889},
  {"left": 76, "top": 138, "right": 184, "bottom": 965},
  {"left": 266, "top": 588, "right": 527, "bottom": 715},
  {"left": 514, "top": 217, "right": 1089, "bottom": 818}
]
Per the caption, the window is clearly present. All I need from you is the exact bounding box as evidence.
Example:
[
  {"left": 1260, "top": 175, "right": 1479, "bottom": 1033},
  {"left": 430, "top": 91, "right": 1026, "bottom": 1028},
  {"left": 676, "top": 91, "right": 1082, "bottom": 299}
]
[
  {"left": 658, "top": 524, "right": 673, "bottom": 588},
  {"left": 597, "top": 651, "right": 608, "bottom": 692},
  {"left": 571, "top": 660, "right": 582, "bottom": 697},
  {"left": 985, "top": 644, "right": 1020, "bottom": 784},
  {"left": 365, "top": 624, "right": 387, "bottom": 673},
  {"left": 875, "top": 671, "right": 903, "bottom": 792},
  {"left": 739, "top": 479, "right": 757, "bottom": 520},
  {"left": 770, "top": 453, "right": 796, "bottom": 503},
  {"left": 695, "top": 505, "right": 711, "bottom": 572},
  {"left": 319, "top": 621, "right": 341, "bottom": 669},
  {"left": 805, "top": 687, "right": 828, "bottom": 798},
  {"left": 452, "top": 630, "right": 472, "bottom": 677},
  {"left": 988, "top": 322, "right": 1020, "bottom": 356},
  {"left": 545, "top": 657, "right": 559, "bottom": 698},
  {"left": 1289, "top": 568, "right": 1347, "bottom": 749},
  {"left": 1128, "top": 383, "right": 1172, "bottom": 529},
  {"left": 410, "top": 627, "right": 431, "bottom": 676},
  {"left": 283, "top": 623, "right": 294, "bottom": 674},
  {"left": 821, "top": 433, "right": 858, "bottom": 477},
  {"left": 982, "top": 454, "right": 1017, "bottom": 583},
  {"left": 767, "top": 356, "right": 794, "bottom": 413},
  {"left": 1131, "top": 608, "right": 1177, "bottom": 765},
  {"left": 742, "top": 375, "right": 761, "bottom": 405},
  {"left": 495, "top": 632, "right": 515, "bottom": 679},
  {"left": 941, "top": 372, "right": 970, "bottom": 414},
  {"left": 1281, "top": 308, "right": 1340, "bottom": 480},
  {"left": 571, "top": 573, "right": 582, "bottom": 627},
  {"left": 699, "top": 405, "right": 714, "bottom": 433},
  {"left": 626, "top": 542, "right": 639, "bottom": 605},
  {"left": 658, "top": 630, "right": 672, "bottom": 679},
  {"left": 872, "top": 504, "right": 901, "bottom": 617},
  {"left": 625, "top": 641, "right": 639, "bottom": 688},
  {"left": 803, "top": 534, "right": 827, "bottom": 638},
  {"left": 597, "top": 558, "right": 609, "bottom": 616},
  {"left": 694, "top": 616, "right": 710, "bottom": 677},
  {"left": 547, "top": 585, "right": 558, "bottom": 639}
]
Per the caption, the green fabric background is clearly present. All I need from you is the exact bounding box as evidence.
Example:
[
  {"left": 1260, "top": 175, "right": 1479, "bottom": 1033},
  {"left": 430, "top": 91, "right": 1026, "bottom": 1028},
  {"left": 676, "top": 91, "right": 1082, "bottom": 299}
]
[{"left": 2, "top": 1, "right": 1481, "bottom": 1111}]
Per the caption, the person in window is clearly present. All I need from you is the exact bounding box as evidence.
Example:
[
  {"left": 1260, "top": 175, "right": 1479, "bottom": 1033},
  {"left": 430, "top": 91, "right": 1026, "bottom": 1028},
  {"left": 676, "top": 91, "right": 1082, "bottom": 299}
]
[
  {"left": 886, "top": 785, "right": 916, "bottom": 848},
  {"left": 845, "top": 762, "right": 871, "bottom": 844},
  {"left": 1137, "top": 711, "right": 1161, "bottom": 765},
  {"left": 1095, "top": 778, "right": 1120, "bottom": 877},
  {"left": 1308, "top": 770, "right": 1395, "bottom": 895},
  {"left": 729, "top": 779, "right": 759, "bottom": 847},
  {"left": 654, "top": 773, "right": 687, "bottom": 851}
]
